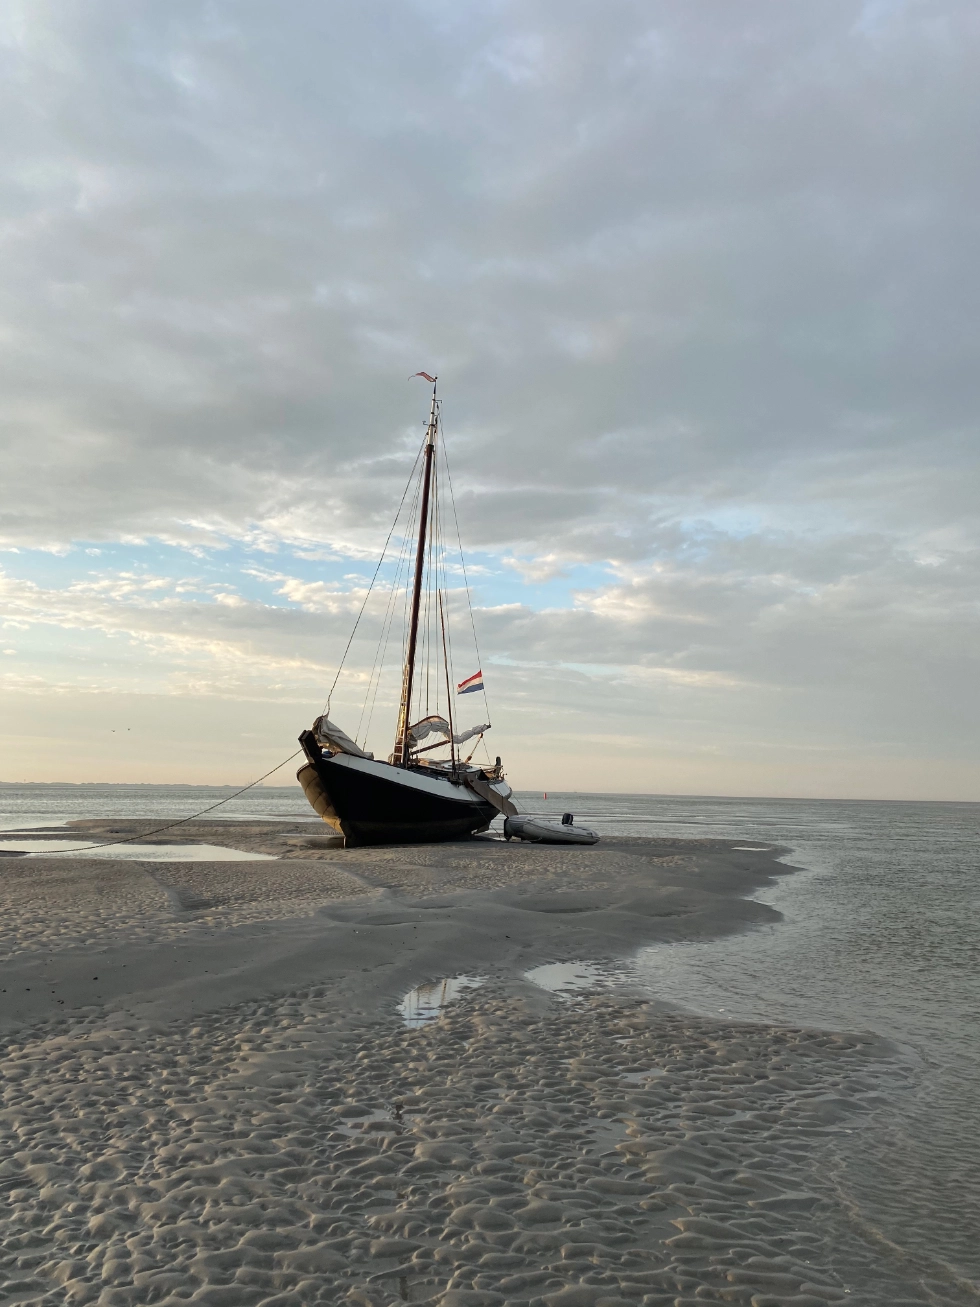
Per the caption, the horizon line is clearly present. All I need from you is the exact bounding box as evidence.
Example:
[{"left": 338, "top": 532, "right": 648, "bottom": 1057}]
[{"left": 0, "top": 780, "right": 976, "bottom": 805}]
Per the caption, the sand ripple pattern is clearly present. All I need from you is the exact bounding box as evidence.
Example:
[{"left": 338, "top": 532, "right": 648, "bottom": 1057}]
[
  {"left": 0, "top": 858, "right": 371, "bottom": 960},
  {"left": 0, "top": 986, "right": 946, "bottom": 1307},
  {"left": 0, "top": 833, "right": 686, "bottom": 963}
]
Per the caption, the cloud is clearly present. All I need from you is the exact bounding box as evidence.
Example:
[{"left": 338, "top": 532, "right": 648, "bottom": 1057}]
[
  {"left": 1, "top": 0, "right": 978, "bottom": 792},
  {"left": 503, "top": 554, "right": 568, "bottom": 584},
  {"left": 0, "top": 565, "right": 331, "bottom": 698}
]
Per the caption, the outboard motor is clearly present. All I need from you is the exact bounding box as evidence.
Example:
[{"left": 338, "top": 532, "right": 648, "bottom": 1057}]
[{"left": 561, "top": 812, "right": 574, "bottom": 826}]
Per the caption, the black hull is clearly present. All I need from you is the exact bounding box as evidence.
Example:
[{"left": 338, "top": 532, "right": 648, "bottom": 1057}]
[{"left": 300, "top": 753, "right": 497, "bottom": 847}]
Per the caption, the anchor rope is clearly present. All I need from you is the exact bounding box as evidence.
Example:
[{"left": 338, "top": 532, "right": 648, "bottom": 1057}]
[{"left": 15, "top": 750, "right": 303, "bottom": 855}]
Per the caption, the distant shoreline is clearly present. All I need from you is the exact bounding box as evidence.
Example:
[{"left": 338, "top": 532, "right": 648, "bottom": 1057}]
[{"left": 1, "top": 778, "right": 976, "bottom": 804}]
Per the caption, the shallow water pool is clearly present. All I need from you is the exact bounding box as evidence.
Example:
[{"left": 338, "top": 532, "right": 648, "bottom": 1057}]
[
  {"left": 524, "top": 960, "right": 618, "bottom": 994},
  {"left": 0, "top": 839, "right": 275, "bottom": 861},
  {"left": 398, "top": 975, "right": 486, "bottom": 1026}
]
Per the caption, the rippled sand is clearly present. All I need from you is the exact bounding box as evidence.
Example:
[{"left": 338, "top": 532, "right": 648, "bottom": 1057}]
[
  {"left": 2, "top": 985, "right": 890, "bottom": 1307},
  {"left": 0, "top": 823, "right": 926, "bottom": 1305}
]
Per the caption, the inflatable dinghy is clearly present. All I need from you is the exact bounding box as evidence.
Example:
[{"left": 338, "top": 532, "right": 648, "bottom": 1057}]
[{"left": 503, "top": 812, "right": 599, "bottom": 845}]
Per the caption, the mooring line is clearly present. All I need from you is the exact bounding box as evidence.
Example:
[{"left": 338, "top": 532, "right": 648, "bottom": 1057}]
[{"left": 15, "top": 749, "right": 304, "bottom": 855}]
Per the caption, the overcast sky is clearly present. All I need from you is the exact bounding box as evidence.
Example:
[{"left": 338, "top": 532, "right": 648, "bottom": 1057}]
[{"left": 2, "top": 0, "right": 978, "bottom": 798}]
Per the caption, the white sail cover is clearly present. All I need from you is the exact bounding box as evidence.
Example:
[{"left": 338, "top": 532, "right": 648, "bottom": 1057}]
[
  {"left": 408, "top": 715, "right": 490, "bottom": 747},
  {"left": 408, "top": 715, "right": 449, "bottom": 745},
  {"left": 455, "top": 722, "right": 491, "bottom": 745},
  {"left": 312, "top": 715, "right": 374, "bottom": 759}
]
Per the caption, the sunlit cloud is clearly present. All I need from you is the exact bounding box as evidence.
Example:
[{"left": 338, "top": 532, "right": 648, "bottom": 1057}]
[{"left": 0, "top": 0, "right": 978, "bottom": 794}]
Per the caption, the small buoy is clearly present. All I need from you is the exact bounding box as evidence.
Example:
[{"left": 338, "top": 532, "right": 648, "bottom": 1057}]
[{"left": 543, "top": 791, "right": 547, "bottom": 799}]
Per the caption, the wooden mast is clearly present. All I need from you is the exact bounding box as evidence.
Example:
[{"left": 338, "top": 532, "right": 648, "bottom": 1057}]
[{"left": 393, "top": 378, "right": 437, "bottom": 765}]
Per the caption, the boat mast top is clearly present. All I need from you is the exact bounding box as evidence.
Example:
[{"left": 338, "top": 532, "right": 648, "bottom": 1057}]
[{"left": 393, "top": 376, "right": 438, "bottom": 765}]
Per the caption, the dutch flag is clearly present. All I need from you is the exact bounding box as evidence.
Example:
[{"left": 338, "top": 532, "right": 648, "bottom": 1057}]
[{"left": 457, "top": 670, "right": 484, "bottom": 695}]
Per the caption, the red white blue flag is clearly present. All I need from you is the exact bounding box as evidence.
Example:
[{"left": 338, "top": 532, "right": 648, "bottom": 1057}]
[{"left": 457, "top": 670, "right": 484, "bottom": 695}]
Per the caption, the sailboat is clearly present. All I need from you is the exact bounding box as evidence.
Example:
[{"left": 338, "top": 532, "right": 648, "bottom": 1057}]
[{"left": 296, "top": 376, "right": 517, "bottom": 846}]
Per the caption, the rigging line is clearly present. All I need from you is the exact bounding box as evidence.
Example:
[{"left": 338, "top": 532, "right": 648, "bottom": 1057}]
[
  {"left": 356, "top": 467, "right": 419, "bottom": 743},
  {"left": 432, "top": 457, "right": 442, "bottom": 710},
  {"left": 362, "top": 582, "right": 398, "bottom": 748},
  {"left": 438, "top": 587, "right": 456, "bottom": 769},
  {"left": 427, "top": 455, "right": 441, "bottom": 721},
  {"left": 437, "top": 472, "right": 447, "bottom": 722},
  {"left": 441, "top": 437, "right": 491, "bottom": 721},
  {"left": 367, "top": 463, "right": 422, "bottom": 752},
  {"left": 360, "top": 553, "right": 404, "bottom": 749},
  {"left": 426, "top": 427, "right": 437, "bottom": 727},
  {"left": 362, "top": 542, "right": 406, "bottom": 750},
  {"left": 323, "top": 439, "right": 425, "bottom": 718},
  {"left": 398, "top": 497, "right": 415, "bottom": 665},
  {"left": 399, "top": 397, "right": 440, "bottom": 749},
  {"left": 356, "top": 444, "right": 425, "bottom": 745},
  {"left": 23, "top": 751, "right": 304, "bottom": 856},
  {"left": 355, "top": 524, "right": 411, "bottom": 747},
  {"left": 430, "top": 495, "right": 453, "bottom": 754},
  {"left": 430, "top": 430, "right": 449, "bottom": 740},
  {"left": 437, "top": 469, "right": 452, "bottom": 730},
  {"left": 442, "top": 551, "right": 478, "bottom": 764},
  {"left": 438, "top": 531, "right": 457, "bottom": 723},
  {"left": 422, "top": 484, "right": 435, "bottom": 717},
  {"left": 371, "top": 465, "right": 425, "bottom": 758},
  {"left": 396, "top": 472, "right": 419, "bottom": 698}
]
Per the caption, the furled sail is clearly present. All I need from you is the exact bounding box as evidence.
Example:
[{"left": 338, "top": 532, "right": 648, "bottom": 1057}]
[
  {"left": 408, "top": 715, "right": 491, "bottom": 747},
  {"left": 408, "top": 715, "right": 450, "bottom": 745},
  {"left": 312, "top": 715, "right": 374, "bottom": 759},
  {"left": 455, "top": 722, "right": 491, "bottom": 745}
]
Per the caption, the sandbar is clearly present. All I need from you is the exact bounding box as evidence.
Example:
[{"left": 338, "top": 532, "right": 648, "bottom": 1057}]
[{"left": 0, "top": 822, "right": 897, "bottom": 1305}]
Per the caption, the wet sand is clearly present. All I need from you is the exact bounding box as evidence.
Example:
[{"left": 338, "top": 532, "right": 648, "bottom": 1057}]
[{"left": 0, "top": 822, "right": 892, "bottom": 1305}]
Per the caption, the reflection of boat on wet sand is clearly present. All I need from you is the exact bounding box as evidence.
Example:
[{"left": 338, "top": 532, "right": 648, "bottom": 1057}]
[
  {"left": 399, "top": 974, "right": 486, "bottom": 1026},
  {"left": 297, "top": 376, "right": 517, "bottom": 847}
]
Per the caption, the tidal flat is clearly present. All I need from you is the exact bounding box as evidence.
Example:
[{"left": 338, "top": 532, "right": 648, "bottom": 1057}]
[{"left": 0, "top": 824, "right": 920, "bottom": 1305}]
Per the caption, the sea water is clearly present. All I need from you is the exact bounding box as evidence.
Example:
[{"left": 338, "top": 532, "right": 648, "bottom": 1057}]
[
  {"left": 518, "top": 792, "right": 980, "bottom": 1303},
  {"left": 2, "top": 783, "right": 978, "bottom": 1299},
  {"left": 0, "top": 782, "right": 318, "bottom": 832}
]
